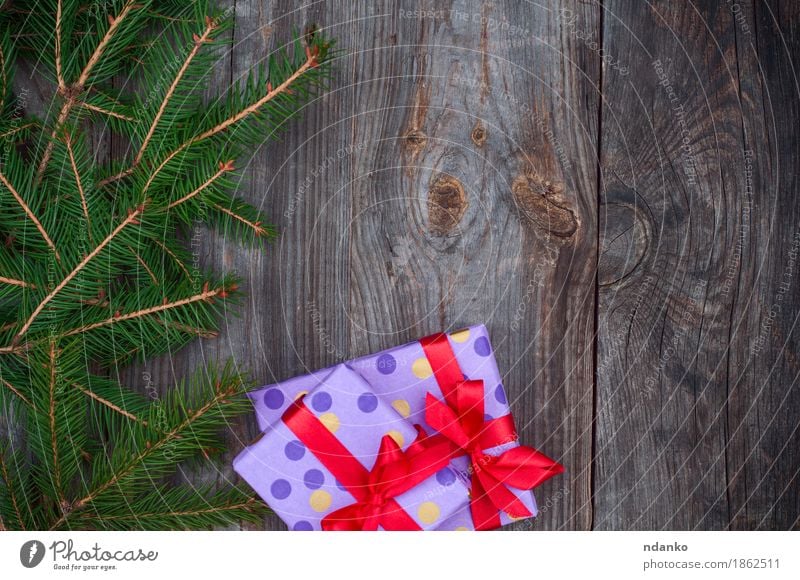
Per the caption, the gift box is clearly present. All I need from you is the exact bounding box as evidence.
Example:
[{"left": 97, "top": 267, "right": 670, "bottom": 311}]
[
  {"left": 234, "top": 363, "right": 470, "bottom": 530},
  {"left": 247, "top": 325, "right": 563, "bottom": 530}
]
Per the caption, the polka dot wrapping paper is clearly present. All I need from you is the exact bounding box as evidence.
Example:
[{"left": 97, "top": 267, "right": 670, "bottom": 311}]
[
  {"left": 245, "top": 325, "right": 541, "bottom": 530},
  {"left": 233, "top": 364, "right": 470, "bottom": 531}
]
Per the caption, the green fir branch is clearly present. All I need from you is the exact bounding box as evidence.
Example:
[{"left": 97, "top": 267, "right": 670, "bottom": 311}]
[{"left": 0, "top": 2, "right": 335, "bottom": 531}]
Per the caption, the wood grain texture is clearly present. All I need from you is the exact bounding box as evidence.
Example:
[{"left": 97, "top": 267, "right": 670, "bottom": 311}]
[
  {"left": 114, "top": 0, "right": 799, "bottom": 530},
  {"left": 596, "top": 0, "right": 800, "bottom": 530}
]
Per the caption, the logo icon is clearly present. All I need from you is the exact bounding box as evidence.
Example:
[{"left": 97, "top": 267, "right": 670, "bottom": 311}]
[{"left": 20, "top": 540, "right": 46, "bottom": 568}]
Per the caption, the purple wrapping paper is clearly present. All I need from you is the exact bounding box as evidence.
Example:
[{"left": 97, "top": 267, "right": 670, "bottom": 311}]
[
  {"left": 247, "top": 325, "right": 538, "bottom": 530},
  {"left": 234, "top": 364, "right": 469, "bottom": 530}
]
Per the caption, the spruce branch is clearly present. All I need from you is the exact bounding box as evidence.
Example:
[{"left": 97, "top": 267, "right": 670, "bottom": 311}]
[
  {"left": 76, "top": 0, "right": 140, "bottom": 89},
  {"left": 0, "top": 4, "right": 334, "bottom": 531},
  {"left": 70, "top": 486, "right": 264, "bottom": 531},
  {"left": 55, "top": 0, "right": 65, "bottom": 91},
  {"left": 0, "top": 275, "right": 34, "bottom": 289},
  {"left": 10, "top": 203, "right": 146, "bottom": 344},
  {"left": 61, "top": 284, "right": 229, "bottom": 338},
  {"left": 153, "top": 238, "right": 192, "bottom": 279},
  {"left": 134, "top": 17, "right": 218, "bottom": 168},
  {"left": 212, "top": 201, "right": 270, "bottom": 239},
  {"left": 78, "top": 100, "right": 134, "bottom": 121},
  {"left": 0, "top": 121, "right": 37, "bottom": 141},
  {"left": 1, "top": 376, "right": 31, "bottom": 406},
  {"left": 168, "top": 161, "right": 232, "bottom": 209},
  {"left": 0, "top": 451, "right": 26, "bottom": 530},
  {"left": 50, "top": 364, "right": 255, "bottom": 530},
  {"left": 36, "top": 0, "right": 144, "bottom": 179},
  {"left": 140, "top": 45, "right": 322, "bottom": 196},
  {"left": 47, "top": 340, "right": 66, "bottom": 507},
  {"left": 0, "top": 170, "right": 60, "bottom": 260},
  {"left": 74, "top": 383, "right": 147, "bottom": 427},
  {"left": 128, "top": 245, "right": 158, "bottom": 284},
  {"left": 64, "top": 134, "right": 91, "bottom": 234},
  {"left": 0, "top": 39, "right": 6, "bottom": 105}
]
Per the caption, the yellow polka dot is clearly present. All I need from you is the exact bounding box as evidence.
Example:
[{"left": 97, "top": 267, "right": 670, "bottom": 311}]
[
  {"left": 508, "top": 508, "right": 531, "bottom": 521},
  {"left": 412, "top": 357, "right": 433, "bottom": 379},
  {"left": 455, "top": 526, "right": 469, "bottom": 531},
  {"left": 392, "top": 399, "right": 411, "bottom": 417},
  {"left": 309, "top": 490, "right": 332, "bottom": 513},
  {"left": 319, "top": 412, "right": 339, "bottom": 433},
  {"left": 294, "top": 390, "right": 308, "bottom": 401},
  {"left": 385, "top": 430, "right": 404, "bottom": 447},
  {"left": 450, "top": 329, "right": 470, "bottom": 343},
  {"left": 417, "top": 501, "right": 441, "bottom": 524}
]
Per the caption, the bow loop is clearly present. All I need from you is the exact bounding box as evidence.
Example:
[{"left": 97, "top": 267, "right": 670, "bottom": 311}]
[
  {"left": 283, "top": 398, "right": 452, "bottom": 531},
  {"left": 419, "top": 332, "right": 564, "bottom": 530},
  {"left": 319, "top": 432, "right": 453, "bottom": 531}
]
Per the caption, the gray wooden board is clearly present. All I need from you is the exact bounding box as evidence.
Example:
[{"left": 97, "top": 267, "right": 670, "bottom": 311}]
[{"left": 103, "top": 0, "right": 799, "bottom": 530}]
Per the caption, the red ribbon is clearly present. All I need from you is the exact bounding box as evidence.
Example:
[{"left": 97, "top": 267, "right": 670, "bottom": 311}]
[
  {"left": 420, "top": 333, "right": 564, "bottom": 530},
  {"left": 282, "top": 398, "right": 453, "bottom": 530}
]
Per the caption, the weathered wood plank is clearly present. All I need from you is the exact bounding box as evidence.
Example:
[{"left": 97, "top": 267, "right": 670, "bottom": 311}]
[
  {"left": 332, "top": 0, "right": 600, "bottom": 531},
  {"left": 160, "top": 0, "right": 600, "bottom": 530},
  {"left": 596, "top": 0, "right": 800, "bottom": 530},
  {"left": 725, "top": 0, "right": 800, "bottom": 530}
]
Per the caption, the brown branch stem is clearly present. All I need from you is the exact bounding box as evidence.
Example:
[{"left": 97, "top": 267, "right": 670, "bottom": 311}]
[
  {"left": 49, "top": 378, "right": 240, "bottom": 530},
  {"left": 0, "top": 122, "right": 37, "bottom": 141},
  {"left": 61, "top": 287, "right": 223, "bottom": 337},
  {"left": 0, "top": 276, "right": 34, "bottom": 289},
  {"left": 75, "top": 383, "right": 147, "bottom": 426},
  {"left": 48, "top": 341, "right": 65, "bottom": 505},
  {"left": 0, "top": 170, "right": 60, "bottom": 260},
  {"left": 153, "top": 239, "right": 191, "bottom": 279},
  {"left": 141, "top": 56, "right": 315, "bottom": 195},
  {"left": 80, "top": 101, "right": 134, "bottom": 121},
  {"left": 1, "top": 376, "right": 31, "bottom": 406},
  {"left": 168, "top": 164, "right": 229, "bottom": 209},
  {"left": 212, "top": 202, "right": 268, "bottom": 237},
  {"left": 0, "top": 452, "right": 25, "bottom": 530},
  {"left": 79, "top": 498, "right": 258, "bottom": 523},
  {"left": 55, "top": 0, "right": 65, "bottom": 90},
  {"left": 65, "top": 136, "right": 92, "bottom": 238},
  {"left": 135, "top": 22, "right": 216, "bottom": 166},
  {"left": 36, "top": 0, "right": 140, "bottom": 179},
  {"left": 10, "top": 204, "right": 145, "bottom": 343}
]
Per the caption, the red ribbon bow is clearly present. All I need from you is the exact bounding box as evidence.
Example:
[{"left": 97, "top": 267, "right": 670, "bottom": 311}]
[
  {"left": 283, "top": 398, "right": 452, "bottom": 531},
  {"left": 420, "top": 333, "right": 564, "bottom": 530}
]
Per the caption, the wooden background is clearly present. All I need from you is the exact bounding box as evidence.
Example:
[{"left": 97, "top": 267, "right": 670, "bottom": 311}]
[{"left": 117, "top": 0, "right": 799, "bottom": 530}]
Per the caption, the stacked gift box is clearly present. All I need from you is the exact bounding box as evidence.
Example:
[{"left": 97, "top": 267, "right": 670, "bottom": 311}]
[{"left": 233, "top": 324, "right": 563, "bottom": 530}]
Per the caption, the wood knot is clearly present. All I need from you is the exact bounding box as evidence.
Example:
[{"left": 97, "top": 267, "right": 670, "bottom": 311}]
[
  {"left": 511, "top": 175, "right": 577, "bottom": 238},
  {"left": 471, "top": 122, "right": 487, "bottom": 146},
  {"left": 405, "top": 129, "right": 427, "bottom": 151},
  {"left": 598, "top": 201, "right": 650, "bottom": 287},
  {"left": 427, "top": 175, "right": 467, "bottom": 235}
]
